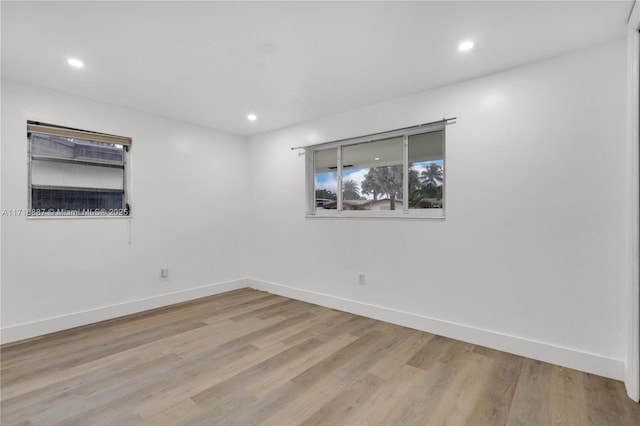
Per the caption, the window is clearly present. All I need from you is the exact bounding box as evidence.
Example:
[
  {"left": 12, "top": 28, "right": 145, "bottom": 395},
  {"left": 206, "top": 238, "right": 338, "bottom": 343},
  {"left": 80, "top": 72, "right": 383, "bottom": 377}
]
[
  {"left": 27, "top": 122, "right": 131, "bottom": 217},
  {"left": 306, "top": 119, "right": 449, "bottom": 218}
]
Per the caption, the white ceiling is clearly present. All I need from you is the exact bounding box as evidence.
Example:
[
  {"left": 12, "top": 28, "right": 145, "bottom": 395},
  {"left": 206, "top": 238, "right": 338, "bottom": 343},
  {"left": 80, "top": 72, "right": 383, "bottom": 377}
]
[{"left": 1, "top": 1, "right": 633, "bottom": 137}]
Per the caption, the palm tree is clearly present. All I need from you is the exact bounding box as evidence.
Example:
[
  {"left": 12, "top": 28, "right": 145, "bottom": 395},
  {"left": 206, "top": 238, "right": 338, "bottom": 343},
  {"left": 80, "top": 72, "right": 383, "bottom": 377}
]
[
  {"left": 342, "top": 179, "right": 360, "bottom": 200},
  {"left": 420, "top": 163, "right": 443, "bottom": 186},
  {"left": 417, "top": 163, "right": 444, "bottom": 206}
]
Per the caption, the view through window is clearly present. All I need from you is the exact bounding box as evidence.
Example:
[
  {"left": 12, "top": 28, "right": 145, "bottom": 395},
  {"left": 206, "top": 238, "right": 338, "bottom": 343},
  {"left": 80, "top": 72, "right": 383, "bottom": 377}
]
[
  {"left": 310, "top": 121, "right": 446, "bottom": 217},
  {"left": 27, "top": 122, "right": 131, "bottom": 217}
]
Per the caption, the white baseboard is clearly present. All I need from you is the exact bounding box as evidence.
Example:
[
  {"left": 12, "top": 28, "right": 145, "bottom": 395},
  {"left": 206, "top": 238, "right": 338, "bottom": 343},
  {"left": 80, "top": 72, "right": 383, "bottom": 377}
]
[
  {"left": 1, "top": 277, "right": 625, "bottom": 383},
  {"left": 246, "top": 278, "right": 625, "bottom": 381},
  {"left": 0, "top": 279, "right": 246, "bottom": 344}
]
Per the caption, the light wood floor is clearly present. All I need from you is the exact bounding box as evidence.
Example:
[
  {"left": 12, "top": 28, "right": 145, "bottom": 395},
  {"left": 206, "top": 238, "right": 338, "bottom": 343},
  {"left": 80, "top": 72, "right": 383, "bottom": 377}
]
[{"left": 1, "top": 289, "right": 638, "bottom": 426}]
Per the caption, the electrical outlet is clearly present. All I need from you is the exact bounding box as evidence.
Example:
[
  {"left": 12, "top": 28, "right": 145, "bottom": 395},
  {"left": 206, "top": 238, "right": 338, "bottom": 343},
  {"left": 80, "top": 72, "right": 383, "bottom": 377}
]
[
  {"left": 161, "top": 267, "right": 169, "bottom": 279},
  {"left": 358, "top": 273, "right": 366, "bottom": 285}
]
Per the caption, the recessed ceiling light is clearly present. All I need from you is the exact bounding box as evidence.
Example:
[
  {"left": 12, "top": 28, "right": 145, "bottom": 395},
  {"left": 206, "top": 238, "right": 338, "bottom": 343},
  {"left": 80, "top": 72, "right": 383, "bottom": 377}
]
[
  {"left": 458, "top": 40, "right": 475, "bottom": 52},
  {"left": 67, "top": 58, "right": 84, "bottom": 68},
  {"left": 374, "top": 157, "right": 380, "bottom": 161},
  {"left": 247, "top": 114, "right": 257, "bottom": 121}
]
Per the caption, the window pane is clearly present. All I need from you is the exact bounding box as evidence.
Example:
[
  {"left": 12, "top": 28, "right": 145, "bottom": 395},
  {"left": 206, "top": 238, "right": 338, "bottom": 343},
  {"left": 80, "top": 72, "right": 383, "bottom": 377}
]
[
  {"left": 314, "top": 148, "right": 338, "bottom": 209},
  {"left": 31, "top": 188, "right": 123, "bottom": 213},
  {"left": 31, "top": 159, "right": 124, "bottom": 190},
  {"left": 408, "top": 130, "right": 444, "bottom": 209},
  {"left": 342, "top": 137, "right": 403, "bottom": 211},
  {"left": 28, "top": 125, "right": 129, "bottom": 216},
  {"left": 31, "top": 133, "right": 124, "bottom": 165}
]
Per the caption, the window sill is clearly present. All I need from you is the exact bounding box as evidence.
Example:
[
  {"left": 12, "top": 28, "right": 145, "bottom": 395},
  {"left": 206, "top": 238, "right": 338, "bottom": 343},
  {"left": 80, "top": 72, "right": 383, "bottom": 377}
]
[
  {"left": 306, "top": 209, "right": 445, "bottom": 220},
  {"left": 26, "top": 214, "right": 132, "bottom": 220}
]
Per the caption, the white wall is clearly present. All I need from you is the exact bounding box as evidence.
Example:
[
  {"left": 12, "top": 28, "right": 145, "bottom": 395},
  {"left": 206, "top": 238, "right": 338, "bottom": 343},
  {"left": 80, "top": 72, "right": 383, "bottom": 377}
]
[
  {"left": 1, "top": 80, "right": 249, "bottom": 342},
  {"left": 246, "top": 40, "right": 629, "bottom": 380},
  {"left": 625, "top": 0, "right": 640, "bottom": 401},
  {"left": 0, "top": 39, "right": 631, "bottom": 386}
]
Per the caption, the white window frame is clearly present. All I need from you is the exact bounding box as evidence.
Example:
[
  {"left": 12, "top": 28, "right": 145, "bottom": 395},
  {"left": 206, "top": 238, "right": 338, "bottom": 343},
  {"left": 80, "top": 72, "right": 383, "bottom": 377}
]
[
  {"left": 26, "top": 121, "right": 132, "bottom": 218},
  {"left": 305, "top": 119, "right": 450, "bottom": 219}
]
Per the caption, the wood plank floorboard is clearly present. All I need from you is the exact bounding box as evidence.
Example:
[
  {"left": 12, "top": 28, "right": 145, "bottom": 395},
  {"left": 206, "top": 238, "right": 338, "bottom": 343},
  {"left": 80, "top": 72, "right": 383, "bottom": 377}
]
[{"left": 1, "top": 288, "right": 638, "bottom": 425}]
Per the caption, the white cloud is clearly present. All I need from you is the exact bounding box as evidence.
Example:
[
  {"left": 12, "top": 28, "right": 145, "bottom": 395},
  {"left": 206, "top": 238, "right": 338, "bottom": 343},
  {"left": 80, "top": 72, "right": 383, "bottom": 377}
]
[
  {"left": 315, "top": 173, "right": 338, "bottom": 193},
  {"left": 344, "top": 168, "right": 369, "bottom": 186}
]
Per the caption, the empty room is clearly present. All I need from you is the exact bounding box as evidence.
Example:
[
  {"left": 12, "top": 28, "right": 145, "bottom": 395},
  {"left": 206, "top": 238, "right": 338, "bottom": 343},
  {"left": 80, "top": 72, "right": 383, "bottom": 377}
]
[{"left": 1, "top": 0, "right": 640, "bottom": 425}]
